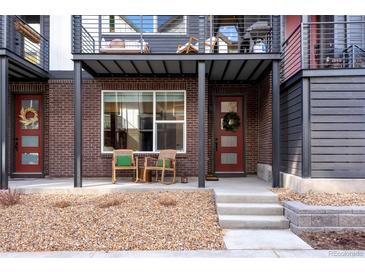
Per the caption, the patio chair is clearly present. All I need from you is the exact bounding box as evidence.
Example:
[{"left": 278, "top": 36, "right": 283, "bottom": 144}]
[
  {"left": 112, "top": 149, "right": 139, "bottom": 184},
  {"left": 143, "top": 149, "right": 177, "bottom": 184},
  {"left": 176, "top": 36, "right": 219, "bottom": 54}
]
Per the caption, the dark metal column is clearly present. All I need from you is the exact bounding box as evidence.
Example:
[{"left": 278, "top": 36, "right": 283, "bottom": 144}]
[
  {"left": 272, "top": 60, "right": 281, "bottom": 187},
  {"left": 74, "top": 61, "right": 82, "bottom": 187},
  {"left": 198, "top": 61, "right": 205, "bottom": 188},
  {"left": 0, "top": 57, "right": 9, "bottom": 190},
  {"left": 302, "top": 78, "right": 311, "bottom": 178}
]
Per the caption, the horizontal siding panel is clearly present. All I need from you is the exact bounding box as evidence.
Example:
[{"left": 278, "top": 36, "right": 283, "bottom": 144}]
[
  {"left": 312, "top": 99, "right": 365, "bottom": 107},
  {"left": 312, "top": 139, "right": 365, "bottom": 146},
  {"left": 312, "top": 146, "right": 365, "bottom": 154},
  {"left": 280, "top": 80, "right": 302, "bottom": 177},
  {"left": 311, "top": 83, "right": 365, "bottom": 91},
  {"left": 281, "top": 140, "right": 302, "bottom": 148},
  {"left": 280, "top": 95, "right": 302, "bottom": 110},
  {"left": 280, "top": 117, "right": 302, "bottom": 129},
  {"left": 280, "top": 110, "right": 302, "bottom": 123},
  {"left": 310, "top": 77, "right": 365, "bottom": 84},
  {"left": 312, "top": 123, "right": 365, "bottom": 131},
  {"left": 281, "top": 147, "right": 303, "bottom": 154},
  {"left": 312, "top": 170, "right": 365, "bottom": 178},
  {"left": 312, "top": 155, "right": 365, "bottom": 162},
  {"left": 312, "top": 162, "right": 365, "bottom": 169},
  {"left": 280, "top": 102, "right": 302, "bottom": 117},
  {"left": 312, "top": 131, "right": 365, "bottom": 138},
  {"left": 281, "top": 132, "right": 303, "bottom": 141},
  {"left": 311, "top": 91, "right": 365, "bottom": 99},
  {"left": 312, "top": 115, "right": 365, "bottom": 123},
  {"left": 311, "top": 107, "right": 365, "bottom": 115},
  {"left": 281, "top": 125, "right": 302, "bottom": 135}
]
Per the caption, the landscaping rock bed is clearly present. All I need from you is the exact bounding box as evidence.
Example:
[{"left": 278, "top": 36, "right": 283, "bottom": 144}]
[
  {"left": 0, "top": 190, "right": 225, "bottom": 252},
  {"left": 272, "top": 188, "right": 365, "bottom": 206},
  {"left": 300, "top": 231, "right": 365, "bottom": 250}
]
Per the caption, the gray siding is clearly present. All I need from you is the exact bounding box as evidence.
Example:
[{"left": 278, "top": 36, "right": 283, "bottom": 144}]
[
  {"left": 280, "top": 80, "right": 303, "bottom": 176},
  {"left": 310, "top": 76, "right": 365, "bottom": 178}
]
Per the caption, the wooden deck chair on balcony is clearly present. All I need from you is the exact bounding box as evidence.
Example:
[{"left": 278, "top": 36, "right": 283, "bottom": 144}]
[
  {"left": 112, "top": 149, "right": 139, "bottom": 184},
  {"left": 143, "top": 150, "right": 177, "bottom": 184},
  {"left": 176, "top": 36, "right": 219, "bottom": 54}
]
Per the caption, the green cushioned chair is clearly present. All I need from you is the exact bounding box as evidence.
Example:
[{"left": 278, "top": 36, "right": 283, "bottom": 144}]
[{"left": 112, "top": 149, "right": 138, "bottom": 183}]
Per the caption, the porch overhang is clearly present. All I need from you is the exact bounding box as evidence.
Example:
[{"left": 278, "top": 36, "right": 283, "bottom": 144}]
[
  {"left": 0, "top": 49, "right": 49, "bottom": 80},
  {"left": 72, "top": 53, "right": 280, "bottom": 82}
]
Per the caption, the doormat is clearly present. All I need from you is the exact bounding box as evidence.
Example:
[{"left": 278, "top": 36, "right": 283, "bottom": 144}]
[{"left": 206, "top": 174, "right": 219, "bottom": 181}]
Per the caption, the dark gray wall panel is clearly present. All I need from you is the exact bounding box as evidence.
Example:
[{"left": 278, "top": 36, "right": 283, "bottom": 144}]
[
  {"left": 310, "top": 75, "right": 365, "bottom": 178},
  {"left": 280, "top": 80, "right": 303, "bottom": 176}
]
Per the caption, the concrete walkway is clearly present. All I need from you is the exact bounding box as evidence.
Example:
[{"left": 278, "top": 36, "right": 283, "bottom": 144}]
[
  {"left": 224, "top": 229, "right": 312, "bottom": 250},
  {"left": 0, "top": 250, "right": 363, "bottom": 258},
  {"left": 9, "top": 176, "right": 273, "bottom": 194}
]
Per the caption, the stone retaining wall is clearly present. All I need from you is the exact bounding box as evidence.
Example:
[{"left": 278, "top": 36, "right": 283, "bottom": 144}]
[{"left": 284, "top": 201, "right": 365, "bottom": 234}]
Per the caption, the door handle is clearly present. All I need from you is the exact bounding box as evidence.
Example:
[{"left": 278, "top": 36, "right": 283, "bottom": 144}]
[
  {"left": 215, "top": 138, "right": 218, "bottom": 151},
  {"left": 15, "top": 138, "right": 18, "bottom": 152}
]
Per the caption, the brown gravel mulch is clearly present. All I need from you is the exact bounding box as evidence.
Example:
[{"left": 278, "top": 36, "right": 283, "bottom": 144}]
[
  {"left": 0, "top": 191, "right": 225, "bottom": 252},
  {"left": 300, "top": 231, "right": 365, "bottom": 250},
  {"left": 272, "top": 188, "right": 365, "bottom": 206}
]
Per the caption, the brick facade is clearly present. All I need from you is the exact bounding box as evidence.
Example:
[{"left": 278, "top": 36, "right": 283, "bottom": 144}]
[
  {"left": 9, "top": 75, "right": 272, "bottom": 178},
  {"left": 47, "top": 77, "right": 208, "bottom": 177},
  {"left": 257, "top": 71, "right": 273, "bottom": 165}
]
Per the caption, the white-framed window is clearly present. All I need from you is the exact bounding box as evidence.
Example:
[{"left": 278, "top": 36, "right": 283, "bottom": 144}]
[{"left": 101, "top": 90, "right": 186, "bottom": 154}]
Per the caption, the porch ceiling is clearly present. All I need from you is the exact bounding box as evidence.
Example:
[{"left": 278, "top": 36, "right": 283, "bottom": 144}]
[
  {"left": 80, "top": 58, "right": 273, "bottom": 81},
  {"left": 74, "top": 53, "right": 280, "bottom": 81}
]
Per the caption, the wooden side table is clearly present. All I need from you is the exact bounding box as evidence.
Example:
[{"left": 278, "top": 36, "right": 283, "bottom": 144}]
[{"left": 138, "top": 167, "right": 152, "bottom": 183}]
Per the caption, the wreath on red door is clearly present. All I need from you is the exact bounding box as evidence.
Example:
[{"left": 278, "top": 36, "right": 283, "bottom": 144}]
[
  {"left": 19, "top": 107, "right": 38, "bottom": 127},
  {"left": 222, "top": 112, "right": 240, "bottom": 131}
]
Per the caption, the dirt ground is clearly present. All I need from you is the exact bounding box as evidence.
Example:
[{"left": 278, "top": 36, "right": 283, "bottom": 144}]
[{"left": 300, "top": 231, "right": 365, "bottom": 250}]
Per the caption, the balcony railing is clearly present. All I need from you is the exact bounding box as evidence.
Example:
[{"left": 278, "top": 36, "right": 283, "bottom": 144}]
[
  {"left": 281, "top": 21, "right": 365, "bottom": 82},
  {"left": 72, "top": 15, "right": 280, "bottom": 55},
  {"left": 0, "top": 15, "right": 49, "bottom": 71}
]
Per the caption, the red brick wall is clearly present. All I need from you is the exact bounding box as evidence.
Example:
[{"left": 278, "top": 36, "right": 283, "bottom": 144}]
[
  {"left": 257, "top": 72, "right": 273, "bottom": 165},
  {"left": 47, "top": 77, "right": 208, "bottom": 177},
  {"left": 9, "top": 75, "right": 272, "bottom": 178},
  {"left": 208, "top": 83, "right": 259, "bottom": 174}
]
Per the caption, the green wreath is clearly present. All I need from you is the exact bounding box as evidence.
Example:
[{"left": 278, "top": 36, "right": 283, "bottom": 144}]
[{"left": 223, "top": 112, "right": 241, "bottom": 131}]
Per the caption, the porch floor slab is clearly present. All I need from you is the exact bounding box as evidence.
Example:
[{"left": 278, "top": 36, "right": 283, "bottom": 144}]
[
  {"left": 8, "top": 176, "right": 273, "bottom": 194},
  {"left": 223, "top": 229, "right": 312, "bottom": 250}
]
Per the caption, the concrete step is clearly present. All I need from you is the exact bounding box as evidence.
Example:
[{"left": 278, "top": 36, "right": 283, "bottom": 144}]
[
  {"left": 215, "top": 193, "right": 278, "bottom": 203},
  {"left": 217, "top": 203, "right": 283, "bottom": 215},
  {"left": 219, "top": 215, "right": 289, "bottom": 229}
]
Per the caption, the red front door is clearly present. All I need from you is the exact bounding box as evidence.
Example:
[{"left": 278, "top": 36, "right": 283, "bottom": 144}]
[
  {"left": 15, "top": 95, "right": 43, "bottom": 173},
  {"left": 214, "top": 96, "right": 244, "bottom": 173}
]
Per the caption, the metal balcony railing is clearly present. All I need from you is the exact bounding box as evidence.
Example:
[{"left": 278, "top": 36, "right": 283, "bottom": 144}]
[
  {"left": 72, "top": 15, "right": 280, "bottom": 55},
  {"left": 280, "top": 24, "right": 302, "bottom": 82},
  {"left": 0, "top": 15, "right": 49, "bottom": 71},
  {"left": 281, "top": 21, "right": 365, "bottom": 82}
]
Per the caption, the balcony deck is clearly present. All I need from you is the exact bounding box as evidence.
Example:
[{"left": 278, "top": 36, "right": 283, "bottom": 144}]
[
  {"left": 281, "top": 21, "right": 365, "bottom": 83},
  {"left": 72, "top": 16, "right": 281, "bottom": 81},
  {"left": 0, "top": 15, "right": 49, "bottom": 80}
]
